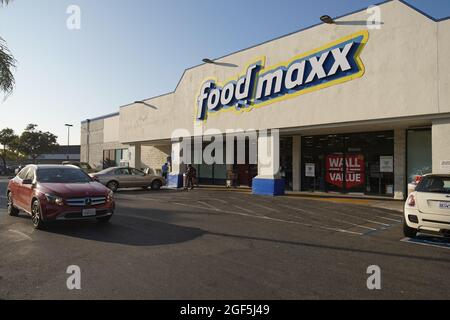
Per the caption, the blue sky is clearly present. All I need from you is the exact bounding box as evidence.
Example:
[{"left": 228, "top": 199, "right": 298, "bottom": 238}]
[{"left": 0, "top": 0, "right": 449, "bottom": 145}]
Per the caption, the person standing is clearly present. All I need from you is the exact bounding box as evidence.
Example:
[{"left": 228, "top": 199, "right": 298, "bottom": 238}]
[
  {"left": 184, "top": 164, "right": 196, "bottom": 190},
  {"left": 162, "top": 163, "right": 169, "bottom": 180}
]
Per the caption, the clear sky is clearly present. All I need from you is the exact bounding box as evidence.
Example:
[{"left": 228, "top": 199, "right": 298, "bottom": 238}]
[{"left": 0, "top": 0, "right": 449, "bottom": 145}]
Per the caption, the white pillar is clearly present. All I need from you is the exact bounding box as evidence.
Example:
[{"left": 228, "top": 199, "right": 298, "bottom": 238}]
[
  {"left": 292, "top": 136, "right": 302, "bottom": 192},
  {"left": 128, "top": 144, "right": 142, "bottom": 170},
  {"left": 253, "top": 129, "right": 285, "bottom": 196},
  {"left": 394, "top": 129, "right": 406, "bottom": 200}
]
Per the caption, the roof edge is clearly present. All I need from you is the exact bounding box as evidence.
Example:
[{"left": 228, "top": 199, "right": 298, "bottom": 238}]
[
  {"left": 118, "top": 0, "right": 446, "bottom": 110},
  {"left": 81, "top": 112, "right": 119, "bottom": 124},
  {"left": 398, "top": 0, "right": 449, "bottom": 22}
]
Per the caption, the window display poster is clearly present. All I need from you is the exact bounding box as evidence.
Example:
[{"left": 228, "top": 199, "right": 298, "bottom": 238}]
[
  {"left": 326, "top": 154, "right": 365, "bottom": 189},
  {"left": 305, "top": 163, "right": 315, "bottom": 177},
  {"left": 380, "top": 156, "right": 394, "bottom": 173}
]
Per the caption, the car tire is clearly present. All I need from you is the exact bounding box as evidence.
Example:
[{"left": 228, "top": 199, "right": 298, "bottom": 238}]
[
  {"left": 151, "top": 179, "right": 162, "bottom": 190},
  {"left": 106, "top": 181, "right": 119, "bottom": 192},
  {"left": 7, "top": 192, "right": 19, "bottom": 217},
  {"left": 97, "top": 215, "right": 112, "bottom": 224},
  {"left": 31, "top": 199, "right": 46, "bottom": 230},
  {"left": 403, "top": 219, "right": 417, "bottom": 238}
]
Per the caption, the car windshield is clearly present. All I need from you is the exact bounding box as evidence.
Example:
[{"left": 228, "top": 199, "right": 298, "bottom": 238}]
[
  {"left": 416, "top": 176, "right": 450, "bottom": 194},
  {"left": 36, "top": 168, "right": 92, "bottom": 183}
]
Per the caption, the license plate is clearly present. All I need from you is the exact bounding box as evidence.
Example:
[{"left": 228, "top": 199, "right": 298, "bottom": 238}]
[
  {"left": 439, "top": 202, "right": 450, "bottom": 209},
  {"left": 82, "top": 209, "right": 96, "bottom": 217}
]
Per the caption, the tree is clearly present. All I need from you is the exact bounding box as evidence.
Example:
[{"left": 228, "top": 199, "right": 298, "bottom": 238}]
[
  {"left": 0, "top": 127, "right": 18, "bottom": 168},
  {"left": 16, "top": 124, "right": 59, "bottom": 163},
  {"left": 0, "top": 0, "right": 16, "bottom": 98}
]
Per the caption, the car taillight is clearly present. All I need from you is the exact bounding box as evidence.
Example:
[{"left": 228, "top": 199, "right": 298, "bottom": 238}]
[
  {"left": 407, "top": 194, "right": 416, "bottom": 207},
  {"left": 415, "top": 176, "right": 423, "bottom": 184}
]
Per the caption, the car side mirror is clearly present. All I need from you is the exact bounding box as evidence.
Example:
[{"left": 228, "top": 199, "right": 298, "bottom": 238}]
[
  {"left": 91, "top": 176, "right": 99, "bottom": 182},
  {"left": 22, "top": 179, "right": 33, "bottom": 185}
]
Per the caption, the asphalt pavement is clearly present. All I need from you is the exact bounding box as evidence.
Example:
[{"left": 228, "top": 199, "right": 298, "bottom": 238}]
[{"left": 1, "top": 178, "right": 450, "bottom": 300}]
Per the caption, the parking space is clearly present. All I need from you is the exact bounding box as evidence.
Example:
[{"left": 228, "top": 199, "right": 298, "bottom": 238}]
[
  {"left": 114, "top": 188, "right": 403, "bottom": 237},
  {"left": 2, "top": 179, "right": 450, "bottom": 299}
]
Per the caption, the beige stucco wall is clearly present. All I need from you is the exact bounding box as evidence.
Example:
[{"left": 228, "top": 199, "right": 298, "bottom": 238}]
[
  {"left": 103, "top": 116, "right": 120, "bottom": 143},
  {"left": 119, "top": 1, "right": 446, "bottom": 144},
  {"left": 438, "top": 19, "right": 450, "bottom": 113},
  {"left": 432, "top": 118, "right": 450, "bottom": 174},
  {"left": 80, "top": 117, "right": 128, "bottom": 170},
  {"left": 141, "top": 145, "right": 170, "bottom": 172}
]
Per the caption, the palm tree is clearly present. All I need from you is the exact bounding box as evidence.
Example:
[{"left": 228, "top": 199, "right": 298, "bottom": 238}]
[{"left": 0, "top": 0, "right": 16, "bottom": 98}]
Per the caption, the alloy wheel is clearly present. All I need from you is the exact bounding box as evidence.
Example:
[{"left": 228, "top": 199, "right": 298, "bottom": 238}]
[{"left": 32, "top": 201, "right": 41, "bottom": 227}]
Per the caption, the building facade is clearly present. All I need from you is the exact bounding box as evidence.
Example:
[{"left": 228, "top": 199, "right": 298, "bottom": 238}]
[
  {"left": 35, "top": 145, "right": 81, "bottom": 164},
  {"left": 81, "top": 0, "right": 450, "bottom": 199}
]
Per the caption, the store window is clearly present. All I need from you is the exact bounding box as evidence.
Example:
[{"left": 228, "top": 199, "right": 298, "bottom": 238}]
[
  {"left": 280, "top": 137, "right": 293, "bottom": 190},
  {"left": 195, "top": 138, "right": 257, "bottom": 186},
  {"left": 301, "top": 131, "right": 395, "bottom": 196},
  {"left": 407, "top": 129, "right": 432, "bottom": 183},
  {"left": 103, "top": 148, "right": 128, "bottom": 168}
]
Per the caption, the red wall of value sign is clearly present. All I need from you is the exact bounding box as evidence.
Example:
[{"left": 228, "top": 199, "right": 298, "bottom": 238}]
[{"left": 326, "top": 154, "right": 365, "bottom": 189}]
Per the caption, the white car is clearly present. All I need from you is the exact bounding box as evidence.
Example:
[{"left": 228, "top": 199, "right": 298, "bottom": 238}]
[{"left": 404, "top": 174, "right": 450, "bottom": 238}]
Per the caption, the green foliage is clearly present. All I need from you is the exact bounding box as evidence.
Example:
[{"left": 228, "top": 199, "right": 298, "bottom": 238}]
[
  {"left": 0, "top": 0, "right": 15, "bottom": 98},
  {"left": 16, "top": 124, "right": 59, "bottom": 162},
  {"left": 0, "top": 127, "right": 18, "bottom": 168}
]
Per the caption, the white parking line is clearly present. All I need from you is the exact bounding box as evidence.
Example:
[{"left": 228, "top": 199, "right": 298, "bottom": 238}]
[
  {"left": 368, "top": 208, "right": 403, "bottom": 218},
  {"left": 172, "top": 201, "right": 363, "bottom": 236},
  {"left": 300, "top": 204, "right": 392, "bottom": 227},
  {"left": 209, "top": 198, "right": 229, "bottom": 205},
  {"left": 376, "top": 216, "right": 402, "bottom": 223},
  {"left": 278, "top": 204, "right": 377, "bottom": 231},
  {"left": 197, "top": 201, "right": 220, "bottom": 212},
  {"left": 8, "top": 229, "right": 32, "bottom": 241},
  {"left": 233, "top": 205, "right": 255, "bottom": 214},
  {"left": 251, "top": 203, "right": 280, "bottom": 213}
]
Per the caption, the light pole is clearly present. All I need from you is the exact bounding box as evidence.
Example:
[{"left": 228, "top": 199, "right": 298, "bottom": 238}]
[{"left": 65, "top": 124, "right": 73, "bottom": 160}]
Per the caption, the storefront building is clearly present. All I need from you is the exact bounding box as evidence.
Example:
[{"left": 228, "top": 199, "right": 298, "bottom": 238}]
[{"left": 81, "top": 0, "right": 450, "bottom": 199}]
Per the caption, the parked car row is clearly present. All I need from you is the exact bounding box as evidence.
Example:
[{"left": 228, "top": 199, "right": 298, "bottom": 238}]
[
  {"left": 6, "top": 164, "right": 166, "bottom": 229},
  {"left": 7, "top": 163, "right": 449, "bottom": 238}
]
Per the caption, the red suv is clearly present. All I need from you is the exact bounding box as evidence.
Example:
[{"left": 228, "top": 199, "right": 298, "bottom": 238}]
[{"left": 6, "top": 165, "right": 115, "bottom": 229}]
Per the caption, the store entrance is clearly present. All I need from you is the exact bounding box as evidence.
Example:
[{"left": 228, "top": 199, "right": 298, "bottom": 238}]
[{"left": 301, "top": 131, "right": 395, "bottom": 196}]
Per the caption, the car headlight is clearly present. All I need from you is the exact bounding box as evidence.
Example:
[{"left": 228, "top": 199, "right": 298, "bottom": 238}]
[
  {"left": 45, "top": 194, "right": 64, "bottom": 206},
  {"left": 107, "top": 190, "right": 114, "bottom": 202}
]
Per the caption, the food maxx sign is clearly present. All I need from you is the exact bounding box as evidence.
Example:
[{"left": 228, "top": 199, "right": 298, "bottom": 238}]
[{"left": 196, "top": 31, "right": 368, "bottom": 121}]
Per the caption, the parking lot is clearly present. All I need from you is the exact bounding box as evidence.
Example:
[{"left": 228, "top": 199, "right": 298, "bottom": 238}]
[{"left": 1, "top": 178, "right": 450, "bottom": 299}]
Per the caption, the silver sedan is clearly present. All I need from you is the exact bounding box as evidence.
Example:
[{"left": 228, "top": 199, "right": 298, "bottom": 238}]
[{"left": 92, "top": 167, "right": 165, "bottom": 192}]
